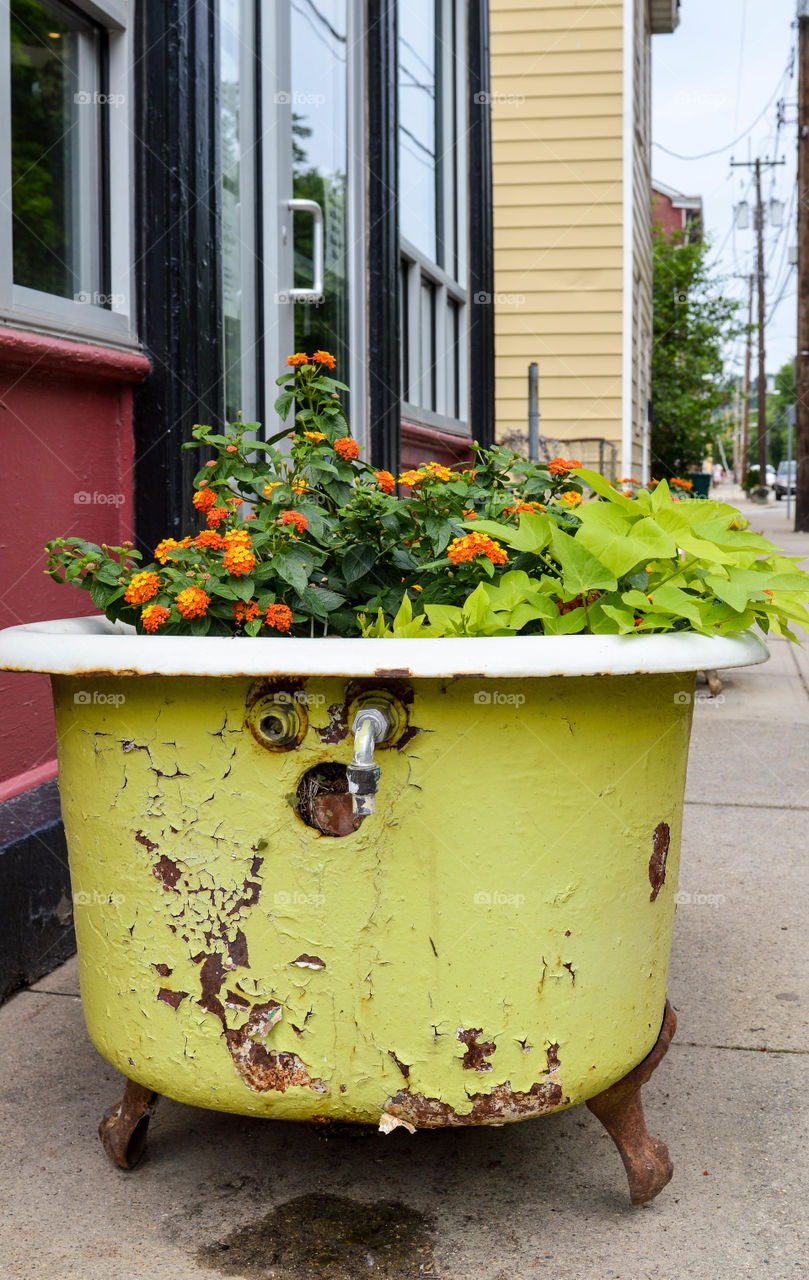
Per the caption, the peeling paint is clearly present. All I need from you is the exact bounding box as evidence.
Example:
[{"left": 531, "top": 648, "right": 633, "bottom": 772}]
[
  {"left": 649, "top": 822, "right": 671, "bottom": 902},
  {"left": 291, "top": 954, "right": 326, "bottom": 970},
  {"left": 456, "top": 1026, "right": 497, "bottom": 1072},
  {"left": 157, "top": 987, "right": 188, "bottom": 1009}
]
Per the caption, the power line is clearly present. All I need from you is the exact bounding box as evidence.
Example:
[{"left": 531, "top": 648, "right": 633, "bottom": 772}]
[{"left": 653, "top": 54, "right": 793, "bottom": 162}]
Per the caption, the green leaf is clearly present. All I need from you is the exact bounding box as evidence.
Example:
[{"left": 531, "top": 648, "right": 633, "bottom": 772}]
[
  {"left": 275, "top": 545, "right": 312, "bottom": 596},
  {"left": 342, "top": 542, "right": 378, "bottom": 585},
  {"left": 548, "top": 525, "right": 617, "bottom": 595},
  {"left": 306, "top": 584, "right": 346, "bottom": 612},
  {"left": 274, "top": 390, "right": 295, "bottom": 420},
  {"left": 575, "top": 506, "right": 677, "bottom": 576}
]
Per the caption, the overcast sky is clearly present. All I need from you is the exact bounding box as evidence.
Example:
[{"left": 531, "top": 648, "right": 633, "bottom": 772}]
[{"left": 652, "top": 0, "right": 798, "bottom": 378}]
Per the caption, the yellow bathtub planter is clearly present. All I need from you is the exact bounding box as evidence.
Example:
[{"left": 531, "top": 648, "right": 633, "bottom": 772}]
[{"left": 0, "top": 620, "right": 767, "bottom": 1202}]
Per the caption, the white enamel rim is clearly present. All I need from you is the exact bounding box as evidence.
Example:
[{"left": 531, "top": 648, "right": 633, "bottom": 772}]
[{"left": 0, "top": 617, "right": 770, "bottom": 678}]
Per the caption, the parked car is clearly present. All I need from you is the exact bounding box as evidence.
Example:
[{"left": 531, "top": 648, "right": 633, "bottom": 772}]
[{"left": 774, "top": 461, "right": 796, "bottom": 500}]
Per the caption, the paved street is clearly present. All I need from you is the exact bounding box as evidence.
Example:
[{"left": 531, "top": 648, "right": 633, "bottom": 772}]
[{"left": 1, "top": 494, "right": 807, "bottom": 1280}]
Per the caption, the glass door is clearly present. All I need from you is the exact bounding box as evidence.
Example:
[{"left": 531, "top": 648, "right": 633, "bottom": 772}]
[{"left": 221, "top": 1, "right": 364, "bottom": 444}]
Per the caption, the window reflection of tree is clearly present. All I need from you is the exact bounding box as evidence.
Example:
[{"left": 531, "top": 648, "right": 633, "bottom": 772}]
[
  {"left": 10, "top": 0, "right": 76, "bottom": 296},
  {"left": 290, "top": 1, "right": 348, "bottom": 381}
]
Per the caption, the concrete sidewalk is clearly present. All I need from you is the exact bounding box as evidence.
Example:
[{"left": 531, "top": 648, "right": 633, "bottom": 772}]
[{"left": 1, "top": 500, "right": 807, "bottom": 1280}]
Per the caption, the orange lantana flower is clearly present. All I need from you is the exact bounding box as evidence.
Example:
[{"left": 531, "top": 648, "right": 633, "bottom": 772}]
[
  {"left": 193, "top": 488, "right": 216, "bottom": 512},
  {"left": 334, "top": 436, "right": 359, "bottom": 460},
  {"left": 206, "top": 506, "right": 229, "bottom": 528},
  {"left": 176, "top": 586, "right": 210, "bottom": 619},
  {"left": 154, "top": 537, "right": 193, "bottom": 563},
  {"left": 278, "top": 510, "right": 308, "bottom": 534},
  {"left": 124, "top": 571, "right": 160, "bottom": 605},
  {"left": 141, "top": 604, "right": 170, "bottom": 633},
  {"left": 223, "top": 546, "right": 256, "bottom": 576},
  {"left": 374, "top": 469, "right": 395, "bottom": 494},
  {"left": 548, "top": 457, "right": 582, "bottom": 476},
  {"left": 195, "top": 530, "right": 224, "bottom": 550},
  {"left": 446, "top": 533, "right": 508, "bottom": 566},
  {"left": 233, "top": 600, "right": 261, "bottom": 624},
  {"left": 312, "top": 350, "right": 336, "bottom": 369},
  {"left": 264, "top": 602, "right": 293, "bottom": 631},
  {"left": 287, "top": 352, "right": 310, "bottom": 367}
]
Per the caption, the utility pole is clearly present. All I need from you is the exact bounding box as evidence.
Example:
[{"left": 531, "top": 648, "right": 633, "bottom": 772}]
[
  {"left": 741, "top": 273, "right": 754, "bottom": 480},
  {"left": 796, "top": 0, "right": 809, "bottom": 529},
  {"left": 731, "top": 154, "right": 785, "bottom": 494}
]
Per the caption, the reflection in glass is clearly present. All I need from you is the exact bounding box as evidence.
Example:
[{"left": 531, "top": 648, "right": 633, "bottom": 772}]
[
  {"left": 10, "top": 0, "right": 100, "bottom": 298},
  {"left": 291, "top": 0, "right": 349, "bottom": 379},
  {"left": 418, "top": 276, "right": 436, "bottom": 411},
  {"left": 398, "top": 0, "right": 436, "bottom": 261},
  {"left": 220, "top": 0, "right": 243, "bottom": 423}
]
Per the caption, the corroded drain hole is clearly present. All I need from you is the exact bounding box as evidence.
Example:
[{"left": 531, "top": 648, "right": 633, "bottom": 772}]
[
  {"left": 197, "top": 1193, "right": 434, "bottom": 1278},
  {"left": 296, "top": 763, "right": 364, "bottom": 837}
]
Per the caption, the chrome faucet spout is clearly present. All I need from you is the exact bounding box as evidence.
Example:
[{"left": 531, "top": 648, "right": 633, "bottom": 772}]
[{"left": 347, "top": 706, "right": 390, "bottom": 816}]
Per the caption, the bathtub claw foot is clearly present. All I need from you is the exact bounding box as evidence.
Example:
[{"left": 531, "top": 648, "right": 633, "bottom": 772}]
[
  {"left": 99, "top": 1078, "right": 160, "bottom": 1169},
  {"left": 586, "top": 1000, "right": 677, "bottom": 1204}
]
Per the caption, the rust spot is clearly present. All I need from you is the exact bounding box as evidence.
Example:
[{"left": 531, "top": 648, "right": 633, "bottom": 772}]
[
  {"left": 313, "top": 793, "right": 363, "bottom": 836},
  {"left": 225, "top": 989, "right": 251, "bottom": 1009},
  {"left": 227, "top": 866, "right": 263, "bottom": 915},
  {"left": 546, "top": 1042, "right": 560, "bottom": 1071},
  {"left": 135, "top": 830, "right": 159, "bottom": 854},
  {"left": 388, "top": 1050, "right": 411, "bottom": 1081},
  {"left": 157, "top": 987, "right": 188, "bottom": 1010},
  {"left": 317, "top": 678, "right": 419, "bottom": 749},
  {"left": 384, "top": 1077, "right": 565, "bottom": 1128},
  {"left": 226, "top": 928, "right": 250, "bottom": 969},
  {"left": 198, "top": 953, "right": 227, "bottom": 1019},
  {"left": 291, "top": 954, "right": 326, "bottom": 969},
  {"left": 245, "top": 675, "right": 306, "bottom": 711},
  {"left": 457, "top": 1027, "right": 497, "bottom": 1072},
  {"left": 153, "top": 963, "right": 172, "bottom": 977},
  {"left": 152, "top": 855, "right": 181, "bottom": 890},
  {"left": 372, "top": 668, "right": 412, "bottom": 679},
  {"left": 649, "top": 821, "right": 671, "bottom": 902},
  {"left": 318, "top": 700, "right": 350, "bottom": 745},
  {"left": 297, "top": 763, "right": 364, "bottom": 836},
  {"left": 225, "top": 1002, "right": 328, "bottom": 1095}
]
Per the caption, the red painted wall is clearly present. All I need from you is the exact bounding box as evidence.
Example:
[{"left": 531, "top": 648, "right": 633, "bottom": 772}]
[{"left": 0, "top": 327, "right": 149, "bottom": 798}]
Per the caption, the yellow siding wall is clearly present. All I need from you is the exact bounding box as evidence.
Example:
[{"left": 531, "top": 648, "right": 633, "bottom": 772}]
[{"left": 490, "top": 0, "right": 653, "bottom": 473}]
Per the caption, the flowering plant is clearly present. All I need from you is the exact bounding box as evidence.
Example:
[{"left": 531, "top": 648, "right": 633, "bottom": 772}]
[{"left": 45, "top": 354, "right": 809, "bottom": 639}]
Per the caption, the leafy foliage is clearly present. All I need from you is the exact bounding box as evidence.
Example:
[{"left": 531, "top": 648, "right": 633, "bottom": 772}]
[{"left": 45, "top": 355, "right": 809, "bottom": 640}]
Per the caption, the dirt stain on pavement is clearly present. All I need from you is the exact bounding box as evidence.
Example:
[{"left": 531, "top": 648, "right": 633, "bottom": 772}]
[{"left": 197, "top": 1192, "right": 434, "bottom": 1278}]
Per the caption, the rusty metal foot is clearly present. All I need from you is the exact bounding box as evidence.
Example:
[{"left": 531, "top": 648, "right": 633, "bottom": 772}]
[
  {"left": 99, "top": 1078, "right": 160, "bottom": 1169},
  {"left": 586, "top": 1000, "right": 677, "bottom": 1205}
]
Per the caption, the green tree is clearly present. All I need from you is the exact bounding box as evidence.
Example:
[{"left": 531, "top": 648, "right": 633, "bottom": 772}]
[
  {"left": 651, "top": 225, "right": 740, "bottom": 477},
  {"left": 760, "top": 358, "right": 795, "bottom": 468}
]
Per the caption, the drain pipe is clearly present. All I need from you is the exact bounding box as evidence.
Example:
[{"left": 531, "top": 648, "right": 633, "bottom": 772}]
[{"left": 347, "top": 707, "right": 391, "bottom": 816}]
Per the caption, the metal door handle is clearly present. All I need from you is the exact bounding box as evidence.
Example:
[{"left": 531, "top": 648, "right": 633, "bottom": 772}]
[{"left": 286, "top": 198, "right": 324, "bottom": 301}]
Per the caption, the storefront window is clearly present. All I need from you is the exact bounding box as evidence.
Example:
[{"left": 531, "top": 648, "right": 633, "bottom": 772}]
[{"left": 10, "top": 0, "right": 102, "bottom": 301}]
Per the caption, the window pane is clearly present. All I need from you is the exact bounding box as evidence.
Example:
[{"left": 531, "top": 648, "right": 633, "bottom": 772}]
[
  {"left": 292, "top": 0, "right": 349, "bottom": 378},
  {"left": 447, "top": 296, "right": 460, "bottom": 420},
  {"left": 220, "top": 0, "right": 244, "bottom": 423},
  {"left": 10, "top": 0, "right": 101, "bottom": 299},
  {"left": 398, "top": 0, "right": 436, "bottom": 261},
  {"left": 418, "top": 276, "right": 436, "bottom": 411},
  {"left": 400, "top": 258, "right": 410, "bottom": 403}
]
